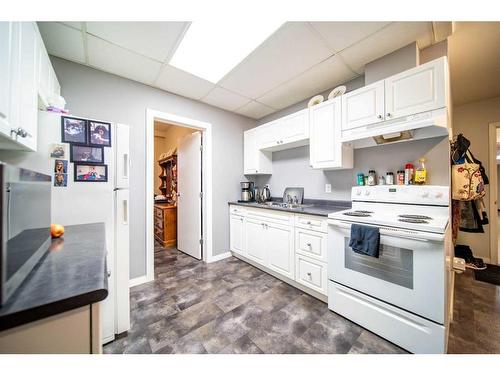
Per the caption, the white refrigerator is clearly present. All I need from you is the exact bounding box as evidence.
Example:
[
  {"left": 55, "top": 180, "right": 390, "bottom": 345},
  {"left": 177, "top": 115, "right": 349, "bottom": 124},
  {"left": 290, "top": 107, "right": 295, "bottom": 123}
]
[{"left": 32, "top": 111, "right": 130, "bottom": 344}]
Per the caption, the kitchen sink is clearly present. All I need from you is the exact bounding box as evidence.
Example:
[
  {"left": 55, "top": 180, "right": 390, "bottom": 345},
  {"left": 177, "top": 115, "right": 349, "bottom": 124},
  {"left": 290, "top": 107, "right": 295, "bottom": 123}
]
[{"left": 258, "top": 202, "right": 312, "bottom": 209}]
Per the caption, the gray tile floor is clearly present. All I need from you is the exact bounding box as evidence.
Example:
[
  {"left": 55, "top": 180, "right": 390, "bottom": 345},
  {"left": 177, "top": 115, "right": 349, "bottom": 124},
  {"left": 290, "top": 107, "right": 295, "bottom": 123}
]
[
  {"left": 103, "top": 245, "right": 406, "bottom": 354},
  {"left": 447, "top": 269, "right": 500, "bottom": 354}
]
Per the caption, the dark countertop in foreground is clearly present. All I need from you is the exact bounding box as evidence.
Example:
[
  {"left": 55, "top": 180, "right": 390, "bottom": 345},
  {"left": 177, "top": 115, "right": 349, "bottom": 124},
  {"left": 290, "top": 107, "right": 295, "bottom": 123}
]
[
  {"left": 229, "top": 198, "right": 351, "bottom": 217},
  {"left": 0, "top": 223, "right": 108, "bottom": 332}
]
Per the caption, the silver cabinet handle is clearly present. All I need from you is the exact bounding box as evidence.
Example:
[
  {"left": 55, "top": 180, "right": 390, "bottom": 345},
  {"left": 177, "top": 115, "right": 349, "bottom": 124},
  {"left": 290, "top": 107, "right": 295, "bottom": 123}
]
[
  {"left": 377, "top": 115, "right": 383, "bottom": 119},
  {"left": 307, "top": 272, "right": 312, "bottom": 278},
  {"left": 0, "top": 112, "right": 6, "bottom": 119},
  {"left": 307, "top": 221, "right": 312, "bottom": 225},
  {"left": 306, "top": 243, "right": 312, "bottom": 247},
  {"left": 386, "top": 113, "right": 392, "bottom": 117},
  {"left": 11, "top": 127, "right": 30, "bottom": 138},
  {"left": 107, "top": 271, "right": 111, "bottom": 278}
]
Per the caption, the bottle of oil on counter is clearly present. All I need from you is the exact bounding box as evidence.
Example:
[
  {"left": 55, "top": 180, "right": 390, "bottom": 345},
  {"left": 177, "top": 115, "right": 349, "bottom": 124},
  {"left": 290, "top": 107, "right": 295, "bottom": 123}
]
[{"left": 414, "top": 158, "right": 427, "bottom": 185}]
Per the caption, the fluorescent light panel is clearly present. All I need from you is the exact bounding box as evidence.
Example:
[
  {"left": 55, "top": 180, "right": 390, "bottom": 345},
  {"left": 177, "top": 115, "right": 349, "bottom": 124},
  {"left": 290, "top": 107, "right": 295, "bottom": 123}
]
[{"left": 170, "top": 21, "right": 282, "bottom": 83}]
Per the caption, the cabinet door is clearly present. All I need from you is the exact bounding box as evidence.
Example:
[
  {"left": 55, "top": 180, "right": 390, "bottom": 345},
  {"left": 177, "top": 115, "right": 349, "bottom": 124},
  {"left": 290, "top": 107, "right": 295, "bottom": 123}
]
[
  {"left": 245, "top": 218, "right": 267, "bottom": 265},
  {"left": 310, "top": 99, "right": 341, "bottom": 169},
  {"left": 243, "top": 128, "right": 257, "bottom": 174},
  {"left": 385, "top": 57, "right": 446, "bottom": 120},
  {"left": 36, "top": 31, "right": 51, "bottom": 106},
  {"left": 341, "top": 81, "right": 384, "bottom": 130},
  {"left": 266, "top": 222, "right": 294, "bottom": 279},
  {"left": 230, "top": 215, "right": 245, "bottom": 255},
  {"left": 259, "top": 120, "right": 281, "bottom": 149},
  {"left": 280, "top": 108, "right": 309, "bottom": 145},
  {"left": 0, "top": 22, "right": 13, "bottom": 136}
]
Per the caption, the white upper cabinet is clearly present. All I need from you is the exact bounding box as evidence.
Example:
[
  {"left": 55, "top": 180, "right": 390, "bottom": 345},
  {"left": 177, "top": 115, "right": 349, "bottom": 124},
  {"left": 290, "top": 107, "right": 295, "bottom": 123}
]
[
  {"left": 0, "top": 23, "right": 13, "bottom": 136},
  {"left": 384, "top": 57, "right": 446, "bottom": 120},
  {"left": 342, "top": 81, "right": 384, "bottom": 131},
  {"left": 243, "top": 126, "right": 272, "bottom": 175},
  {"left": 259, "top": 108, "right": 309, "bottom": 151},
  {"left": 310, "top": 98, "right": 353, "bottom": 170}
]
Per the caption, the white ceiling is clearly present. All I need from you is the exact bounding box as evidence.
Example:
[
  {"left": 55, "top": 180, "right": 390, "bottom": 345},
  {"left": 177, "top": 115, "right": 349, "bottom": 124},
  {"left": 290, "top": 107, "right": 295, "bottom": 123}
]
[
  {"left": 38, "top": 21, "right": 436, "bottom": 119},
  {"left": 448, "top": 22, "right": 500, "bottom": 106}
]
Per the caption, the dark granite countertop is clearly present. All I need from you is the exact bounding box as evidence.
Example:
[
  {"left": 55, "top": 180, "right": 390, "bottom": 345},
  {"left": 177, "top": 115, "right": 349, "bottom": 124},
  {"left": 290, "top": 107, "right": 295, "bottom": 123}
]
[
  {"left": 229, "top": 198, "right": 351, "bottom": 217},
  {"left": 0, "top": 223, "right": 108, "bottom": 331}
]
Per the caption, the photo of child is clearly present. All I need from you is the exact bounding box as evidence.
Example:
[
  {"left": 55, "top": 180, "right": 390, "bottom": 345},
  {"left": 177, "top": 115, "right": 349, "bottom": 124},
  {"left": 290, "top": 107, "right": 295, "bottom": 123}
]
[
  {"left": 54, "top": 159, "right": 68, "bottom": 174},
  {"left": 70, "top": 145, "right": 104, "bottom": 163},
  {"left": 74, "top": 164, "right": 108, "bottom": 182},
  {"left": 61, "top": 117, "right": 87, "bottom": 144},
  {"left": 89, "top": 121, "right": 111, "bottom": 147},
  {"left": 54, "top": 173, "right": 67, "bottom": 187},
  {"left": 49, "top": 143, "right": 68, "bottom": 159}
]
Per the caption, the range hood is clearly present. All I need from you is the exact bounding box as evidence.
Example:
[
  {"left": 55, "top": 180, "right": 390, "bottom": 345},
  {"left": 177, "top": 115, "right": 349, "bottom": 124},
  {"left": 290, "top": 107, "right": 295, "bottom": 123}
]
[{"left": 341, "top": 108, "right": 450, "bottom": 149}]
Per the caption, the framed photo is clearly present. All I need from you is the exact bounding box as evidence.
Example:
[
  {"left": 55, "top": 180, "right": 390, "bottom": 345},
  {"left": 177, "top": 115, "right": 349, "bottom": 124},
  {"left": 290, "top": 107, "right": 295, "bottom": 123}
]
[
  {"left": 54, "top": 173, "right": 68, "bottom": 187},
  {"left": 54, "top": 159, "right": 68, "bottom": 174},
  {"left": 49, "top": 143, "right": 69, "bottom": 159},
  {"left": 61, "top": 116, "right": 87, "bottom": 145},
  {"left": 89, "top": 121, "right": 111, "bottom": 147},
  {"left": 74, "top": 163, "right": 108, "bottom": 182},
  {"left": 70, "top": 145, "right": 104, "bottom": 164}
]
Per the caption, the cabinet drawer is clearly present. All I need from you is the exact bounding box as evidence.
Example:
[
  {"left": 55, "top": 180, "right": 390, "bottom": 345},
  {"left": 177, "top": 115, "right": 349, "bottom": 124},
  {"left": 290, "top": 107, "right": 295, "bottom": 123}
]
[
  {"left": 154, "top": 216, "right": 163, "bottom": 229},
  {"left": 295, "top": 255, "right": 327, "bottom": 295},
  {"left": 154, "top": 207, "right": 163, "bottom": 219},
  {"left": 295, "top": 228, "right": 327, "bottom": 262},
  {"left": 294, "top": 214, "right": 327, "bottom": 233},
  {"left": 229, "top": 205, "right": 246, "bottom": 216},
  {"left": 154, "top": 226, "right": 164, "bottom": 238},
  {"left": 246, "top": 207, "right": 294, "bottom": 225}
]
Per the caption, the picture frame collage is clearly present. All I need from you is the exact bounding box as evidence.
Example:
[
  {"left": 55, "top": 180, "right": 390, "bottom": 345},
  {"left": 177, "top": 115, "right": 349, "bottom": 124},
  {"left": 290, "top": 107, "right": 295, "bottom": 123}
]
[{"left": 60, "top": 116, "right": 111, "bottom": 183}]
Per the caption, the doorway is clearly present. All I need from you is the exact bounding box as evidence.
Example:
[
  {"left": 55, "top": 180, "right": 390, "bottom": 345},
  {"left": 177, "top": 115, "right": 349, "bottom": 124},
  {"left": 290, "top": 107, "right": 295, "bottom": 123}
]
[
  {"left": 145, "top": 109, "right": 214, "bottom": 284},
  {"left": 488, "top": 122, "right": 500, "bottom": 266}
]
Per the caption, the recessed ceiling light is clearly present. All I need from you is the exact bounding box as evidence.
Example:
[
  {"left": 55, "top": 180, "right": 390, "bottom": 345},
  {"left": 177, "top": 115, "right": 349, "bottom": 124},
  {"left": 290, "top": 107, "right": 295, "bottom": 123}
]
[{"left": 170, "top": 21, "right": 283, "bottom": 83}]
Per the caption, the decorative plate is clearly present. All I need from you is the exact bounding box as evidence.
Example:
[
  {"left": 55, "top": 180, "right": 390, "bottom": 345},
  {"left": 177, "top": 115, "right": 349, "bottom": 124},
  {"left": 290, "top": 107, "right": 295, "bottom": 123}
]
[
  {"left": 328, "top": 85, "right": 347, "bottom": 100},
  {"left": 308, "top": 95, "right": 324, "bottom": 108}
]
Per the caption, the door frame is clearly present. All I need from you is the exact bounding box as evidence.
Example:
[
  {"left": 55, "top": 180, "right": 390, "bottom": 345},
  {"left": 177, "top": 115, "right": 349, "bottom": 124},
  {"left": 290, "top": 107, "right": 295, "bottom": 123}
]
[
  {"left": 145, "top": 108, "right": 214, "bottom": 284},
  {"left": 488, "top": 122, "right": 500, "bottom": 265}
]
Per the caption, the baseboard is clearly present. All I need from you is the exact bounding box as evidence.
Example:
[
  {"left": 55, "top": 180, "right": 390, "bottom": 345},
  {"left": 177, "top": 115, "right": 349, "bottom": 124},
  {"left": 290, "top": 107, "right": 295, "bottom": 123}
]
[
  {"left": 129, "top": 275, "right": 150, "bottom": 288},
  {"left": 207, "top": 251, "right": 232, "bottom": 263}
]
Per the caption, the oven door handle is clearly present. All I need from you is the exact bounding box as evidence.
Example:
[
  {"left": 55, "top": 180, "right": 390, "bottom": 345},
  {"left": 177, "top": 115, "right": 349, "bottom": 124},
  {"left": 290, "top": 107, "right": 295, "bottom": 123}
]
[{"left": 327, "top": 219, "right": 445, "bottom": 242}]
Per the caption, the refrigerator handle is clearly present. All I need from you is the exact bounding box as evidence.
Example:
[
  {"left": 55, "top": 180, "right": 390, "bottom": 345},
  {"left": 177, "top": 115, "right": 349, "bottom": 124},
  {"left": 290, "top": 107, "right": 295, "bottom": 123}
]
[
  {"left": 123, "top": 153, "right": 129, "bottom": 179},
  {"left": 122, "top": 198, "right": 128, "bottom": 225}
]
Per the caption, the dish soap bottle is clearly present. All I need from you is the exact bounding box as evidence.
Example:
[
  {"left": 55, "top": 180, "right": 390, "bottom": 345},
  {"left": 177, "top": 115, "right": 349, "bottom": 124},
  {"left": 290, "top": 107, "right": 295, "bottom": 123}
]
[{"left": 414, "top": 158, "right": 427, "bottom": 185}]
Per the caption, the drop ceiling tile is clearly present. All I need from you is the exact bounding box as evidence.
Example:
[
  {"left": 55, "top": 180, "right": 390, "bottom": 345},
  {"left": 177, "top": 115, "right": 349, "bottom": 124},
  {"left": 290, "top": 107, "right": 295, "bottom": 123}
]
[
  {"left": 309, "top": 22, "right": 390, "bottom": 52},
  {"left": 258, "top": 55, "right": 358, "bottom": 110},
  {"left": 155, "top": 64, "right": 214, "bottom": 100},
  {"left": 87, "top": 35, "right": 162, "bottom": 85},
  {"left": 235, "top": 100, "right": 275, "bottom": 119},
  {"left": 201, "top": 86, "right": 250, "bottom": 112},
  {"left": 219, "top": 22, "right": 333, "bottom": 99},
  {"left": 86, "top": 22, "right": 188, "bottom": 62},
  {"left": 38, "top": 22, "right": 85, "bottom": 63},
  {"left": 340, "top": 22, "right": 434, "bottom": 74},
  {"left": 60, "top": 22, "right": 83, "bottom": 30}
]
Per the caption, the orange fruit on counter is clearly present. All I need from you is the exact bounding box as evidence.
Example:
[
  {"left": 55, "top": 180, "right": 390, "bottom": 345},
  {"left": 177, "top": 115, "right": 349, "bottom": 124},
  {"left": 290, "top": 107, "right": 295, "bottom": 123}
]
[{"left": 51, "top": 224, "right": 65, "bottom": 238}]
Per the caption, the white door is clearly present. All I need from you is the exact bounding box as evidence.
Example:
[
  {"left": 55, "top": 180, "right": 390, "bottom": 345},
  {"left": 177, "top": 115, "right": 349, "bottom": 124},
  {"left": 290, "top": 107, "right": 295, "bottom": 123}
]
[
  {"left": 114, "top": 188, "right": 130, "bottom": 335},
  {"left": 310, "top": 99, "right": 341, "bottom": 169},
  {"left": 385, "top": 57, "right": 446, "bottom": 120},
  {"left": 341, "top": 81, "right": 384, "bottom": 130},
  {"left": 115, "top": 123, "right": 130, "bottom": 189},
  {"left": 280, "top": 109, "right": 309, "bottom": 145},
  {"left": 229, "top": 214, "right": 245, "bottom": 255},
  {"left": 245, "top": 218, "right": 267, "bottom": 265},
  {"left": 266, "top": 222, "right": 294, "bottom": 279},
  {"left": 177, "top": 131, "right": 202, "bottom": 259},
  {"left": 0, "top": 22, "right": 13, "bottom": 136}
]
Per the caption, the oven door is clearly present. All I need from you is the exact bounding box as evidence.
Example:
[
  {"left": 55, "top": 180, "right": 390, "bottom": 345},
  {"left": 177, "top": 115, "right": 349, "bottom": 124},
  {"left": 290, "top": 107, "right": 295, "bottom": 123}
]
[{"left": 328, "top": 220, "right": 445, "bottom": 324}]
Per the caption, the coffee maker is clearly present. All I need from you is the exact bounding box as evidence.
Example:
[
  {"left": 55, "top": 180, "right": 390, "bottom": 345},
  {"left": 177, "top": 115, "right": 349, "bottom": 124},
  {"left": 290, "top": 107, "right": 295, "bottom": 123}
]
[{"left": 239, "top": 181, "right": 255, "bottom": 202}]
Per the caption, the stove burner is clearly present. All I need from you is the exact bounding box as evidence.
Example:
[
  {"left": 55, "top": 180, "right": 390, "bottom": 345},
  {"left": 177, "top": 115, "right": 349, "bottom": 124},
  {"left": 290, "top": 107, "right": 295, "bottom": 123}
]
[
  {"left": 398, "top": 214, "right": 433, "bottom": 220},
  {"left": 398, "top": 218, "right": 429, "bottom": 224},
  {"left": 343, "top": 211, "right": 372, "bottom": 217}
]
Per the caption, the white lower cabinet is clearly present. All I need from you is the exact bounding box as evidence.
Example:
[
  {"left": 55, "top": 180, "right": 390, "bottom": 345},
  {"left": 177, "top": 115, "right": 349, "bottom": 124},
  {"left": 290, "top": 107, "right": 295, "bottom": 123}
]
[
  {"left": 229, "top": 214, "right": 245, "bottom": 256},
  {"left": 266, "top": 222, "right": 294, "bottom": 279},
  {"left": 230, "top": 205, "right": 327, "bottom": 297}
]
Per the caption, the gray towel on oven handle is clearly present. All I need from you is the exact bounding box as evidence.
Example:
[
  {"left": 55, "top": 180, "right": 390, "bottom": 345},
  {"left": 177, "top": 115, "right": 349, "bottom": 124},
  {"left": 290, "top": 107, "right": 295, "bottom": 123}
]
[{"left": 348, "top": 223, "right": 380, "bottom": 258}]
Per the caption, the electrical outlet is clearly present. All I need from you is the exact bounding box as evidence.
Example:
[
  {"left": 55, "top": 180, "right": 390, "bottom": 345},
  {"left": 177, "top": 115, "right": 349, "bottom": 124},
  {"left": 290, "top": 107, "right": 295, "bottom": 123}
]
[{"left": 325, "top": 184, "right": 332, "bottom": 193}]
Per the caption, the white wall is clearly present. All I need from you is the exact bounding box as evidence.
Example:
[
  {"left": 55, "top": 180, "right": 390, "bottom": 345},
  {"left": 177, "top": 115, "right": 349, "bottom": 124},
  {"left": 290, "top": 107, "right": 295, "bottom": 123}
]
[
  {"left": 453, "top": 96, "right": 500, "bottom": 262},
  {"left": 47, "top": 57, "right": 256, "bottom": 278}
]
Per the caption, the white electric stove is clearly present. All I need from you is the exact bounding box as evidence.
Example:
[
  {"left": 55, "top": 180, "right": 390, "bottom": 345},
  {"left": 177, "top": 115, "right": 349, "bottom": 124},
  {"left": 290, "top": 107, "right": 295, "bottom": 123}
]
[{"left": 327, "top": 185, "right": 451, "bottom": 354}]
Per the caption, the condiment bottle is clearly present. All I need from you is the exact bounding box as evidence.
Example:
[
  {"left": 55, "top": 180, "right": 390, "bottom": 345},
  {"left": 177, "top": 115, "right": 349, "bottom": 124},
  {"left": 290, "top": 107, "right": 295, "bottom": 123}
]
[
  {"left": 357, "top": 173, "right": 365, "bottom": 186},
  {"left": 414, "top": 158, "right": 427, "bottom": 185},
  {"left": 404, "top": 163, "right": 414, "bottom": 185},
  {"left": 367, "top": 170, "right": 376, "bottom": 186},
  {"left": 386, "top": 172, "right": 394, "bottom": 185},
  {"left": 397, "top": 170, "right": 405, "bottom": 185},
  {"left": 377, "top": 175, "right": 385, "bottom": 185}
]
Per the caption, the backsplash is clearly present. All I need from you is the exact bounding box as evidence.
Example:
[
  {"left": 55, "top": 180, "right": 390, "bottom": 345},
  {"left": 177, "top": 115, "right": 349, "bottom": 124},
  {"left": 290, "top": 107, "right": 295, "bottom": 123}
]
[{"left": 252, "top": 136, "right": 450, "bottom": 201}]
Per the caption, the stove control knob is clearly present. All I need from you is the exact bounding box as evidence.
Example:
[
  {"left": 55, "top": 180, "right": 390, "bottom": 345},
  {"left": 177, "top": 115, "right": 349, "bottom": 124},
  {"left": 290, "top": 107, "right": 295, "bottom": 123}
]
[
  {"left": 356, "top": 190, "right": 362, "bottom": 196},
  {"left": 421, "top": 191, "right": 429, "bottom": 198},
  {"left": 364, "top": 190, "right": 370, "bottom": 196},
  {"left": 435, "top": 192, "right": 443, "bottom": 198}
]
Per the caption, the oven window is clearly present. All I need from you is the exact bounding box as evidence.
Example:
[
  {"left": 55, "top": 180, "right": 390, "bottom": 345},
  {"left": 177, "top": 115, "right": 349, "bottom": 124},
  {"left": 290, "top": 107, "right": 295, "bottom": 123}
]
[{"left": 344, "top": 238, "right": 413, "bottom": 289}]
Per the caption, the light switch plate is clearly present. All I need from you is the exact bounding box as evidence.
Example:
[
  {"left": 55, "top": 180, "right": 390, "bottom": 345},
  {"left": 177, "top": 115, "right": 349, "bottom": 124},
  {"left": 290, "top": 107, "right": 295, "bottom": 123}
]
[{"left": 325, "top": 184, "right": 332, "bottom": 193}]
